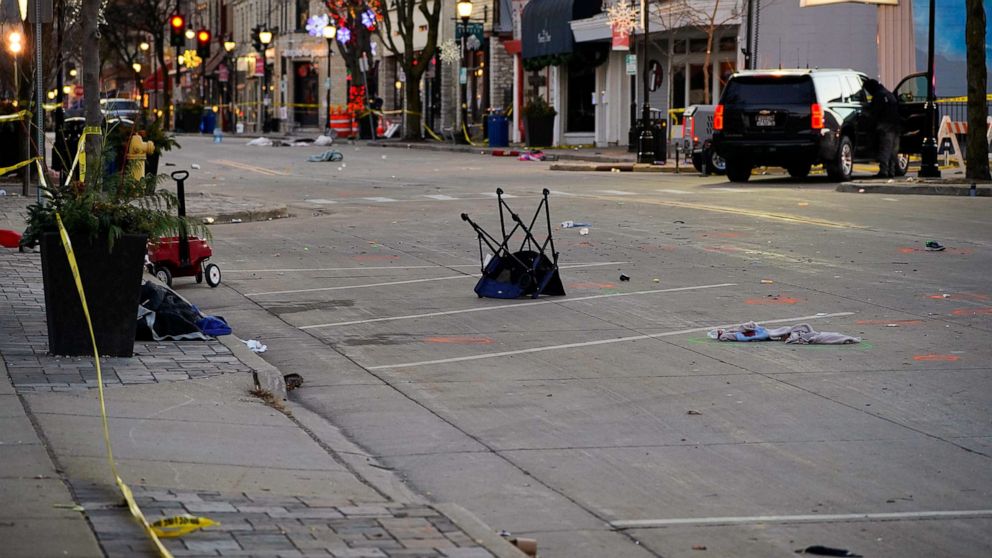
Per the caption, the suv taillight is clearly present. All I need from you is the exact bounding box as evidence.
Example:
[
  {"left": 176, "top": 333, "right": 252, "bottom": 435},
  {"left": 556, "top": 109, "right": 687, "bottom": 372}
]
[
  {"left": 714, "top": 104, "right": 724, "bottom": 130},
  {"left": 811, "top": 103, "right": 824, "bottom": 129}
]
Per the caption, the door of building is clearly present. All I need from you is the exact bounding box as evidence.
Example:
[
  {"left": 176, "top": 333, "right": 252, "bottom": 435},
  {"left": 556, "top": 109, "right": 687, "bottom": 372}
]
[{"left": 293, "top": 61, "right": 319, "bottom": 128}]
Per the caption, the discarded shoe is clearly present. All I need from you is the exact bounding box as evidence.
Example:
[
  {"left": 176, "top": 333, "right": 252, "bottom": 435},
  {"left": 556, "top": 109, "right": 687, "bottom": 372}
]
[
  {"left": 284, "top": 373, "right": 304, "bottom": 391},
  {"left": 925, "top": 240, "right": 945, "bottom": 251}
]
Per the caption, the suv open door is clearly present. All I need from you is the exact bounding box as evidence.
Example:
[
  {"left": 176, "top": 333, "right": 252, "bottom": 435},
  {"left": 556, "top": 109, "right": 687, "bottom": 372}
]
[{"left": 894, "top": 72, "right": 929, "bottom": 154}]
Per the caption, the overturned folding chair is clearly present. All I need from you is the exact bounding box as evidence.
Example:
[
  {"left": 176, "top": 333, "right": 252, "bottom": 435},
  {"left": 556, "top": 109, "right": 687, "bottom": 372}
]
[{"left": 461, "top": 188, "right": 565, "bottom": 299}]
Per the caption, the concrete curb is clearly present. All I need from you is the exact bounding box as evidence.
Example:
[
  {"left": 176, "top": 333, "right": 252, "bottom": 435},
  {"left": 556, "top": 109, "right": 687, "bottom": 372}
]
[
  {"left": 837, "top": 182, "right": 990, "bottom": 196},
  {"left": 550, "top": 162, "right": 674, "bottom": 173},
  {"left": 215, "top": 334, "right": 287, "bottom": 400},
  {"left": 434, "top": 503, "right": 530, "bottom": 558},
  {"left": 369, "top": 140, "right": 638, "bottom": 164},
  {"left": 194, "top": 206, "right": 290, "bottom": 224}
]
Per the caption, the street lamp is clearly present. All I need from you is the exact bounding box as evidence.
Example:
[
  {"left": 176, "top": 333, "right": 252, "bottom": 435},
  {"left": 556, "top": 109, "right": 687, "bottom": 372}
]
[
  {"left": 185, "top": 28, "right": 195, "bottom": 40},
  {"left": 322, "top": 24, "right": 336, "bottom": 132},
  {"left": 456, "top": 0, "right": 472, "bottom": 137},
  {"left": 8, "top": 31, "right": 22, "bottom": 102},
  {"left": 224, "top": 39, "right": 236, "bottom": 132},
  {"left": 918, "top": 0, "right": 940, "bottom": 178},
  {"left": 259, "top": 29, "right": 273, "bottom": 132},
  {"left": 140, "top": 41, "right": 150, "bottom": 52},
  {"left": 133, "top": 62, "right": 142, "bottom": 73}
]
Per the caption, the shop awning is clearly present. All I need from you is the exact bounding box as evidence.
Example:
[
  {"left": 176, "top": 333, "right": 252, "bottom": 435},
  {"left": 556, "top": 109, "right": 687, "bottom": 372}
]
[{"left": 521, "top": 0, "right": 601, "bottom": 60}]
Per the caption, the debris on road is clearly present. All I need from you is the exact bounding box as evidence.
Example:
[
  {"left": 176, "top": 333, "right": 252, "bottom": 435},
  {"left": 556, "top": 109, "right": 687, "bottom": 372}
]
[
  {"left": 314, "top": 134, "right": 334, "bottom": 146},
  {"left": 925, "top": 240, "right": 945, "bottom": 251},
  {"left": 692, "top": 544, "right": 707, "bottom": 551},
  {"left": 686, "top": 410, "right": 702, "bottom": 415},
  {"left": 307, "top": 150, "right": 344, "bottom": 162},
  {"left": 284, "top": 373, "right": 304, "bottom": 391},
  {"left": 518, "top": 150, "right": 546, "bottom": 161},
  {"left": 619, "top": 273, "right": 630, "bottom": 281},
  {"left": 795, "top": 545, "right": 862, "bottom": 557},
  {"left": 760, "top": 279, "right": 774, "bottom": 284},
  {"left": 579, "top": 227, "right": 590, "bottom": 235},
  {"left": 561, "top": 221, "right": 591, "bottom": 228},
  {"left": 191, "top": 163, "right": 201, "bottom": 169},
  {"left": 708, "top": 322, "right": 860, "bottom": 344},
  {"left": 243, "top": 339, "right": 267, "bottom": 353},
  {"left": 246, "top": 137, "right": 273, "bottom": 146}
]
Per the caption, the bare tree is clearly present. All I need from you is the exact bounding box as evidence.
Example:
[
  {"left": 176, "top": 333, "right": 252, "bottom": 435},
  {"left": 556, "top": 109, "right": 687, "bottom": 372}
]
[
  {"left": 130, "top": 0, "right": 174, "bottom": 130},
  {"left": 376, "top": 0, "right": 442, "bottom": 140},
  {"left": 102, "top": 3, "right": 145, "bottom": 103},
  {"left": 667, "top": 0, "right": 742, "bottom": 103},
  {"left": 965, "top": 0, "right": 990, "bottom": 180}
]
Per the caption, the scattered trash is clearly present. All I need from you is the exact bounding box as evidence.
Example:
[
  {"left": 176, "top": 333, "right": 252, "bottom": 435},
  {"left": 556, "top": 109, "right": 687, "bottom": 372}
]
[
  {"left": 307, "top": 150, "right": 344, "bottom": 162},
  {"left": 886, "top": 323, "right": 899, "bottom": 327},
  {"left": 611, "top": 167, "right": 621, "bottom": 173},
  {"left": 795, "top": 545, "right": 862, "bottom": 557},
  {"left": 760, "top": 279, "right": 774, "bottom": 284},
  {"left": 0, "top": 189, "right": 6, "bottom": 196},
  {"left": 53, "top": 504, "right": 85, "bottom": 512},
  {"left": 243, "top": 339, "right": 267, "bottom": 353},
  {"left": 925, "top": 240, "right": 945, "bottom": 251},
  {"left": 518, "top": 150, "right": 546, "bottom": 162},
  {"left": 561, "top": 221, "right": 591, "bottom": 228},
  {"left": 284, "top": 373, "right": 304, "bottom": 391},
  {"left": 313, "top": 134, "right": 334, "bottom": 146},
  {"left": 231, "top": 218, "right": 243, "bottom": 223},
  {"left": 692, "top": 545, "right": 707, "bottom": 551},
  {"left": 708, "top": 322, "right": 860, "bottom": 344},
  {"left": 246, "top": 137, "right": 273, "bottom": 146},
  {"left": 190, "top": 163, "right": 201, "bottom": 169},
  {"left": 673, "top": 220, "right": 685, "bottom": 224},
  {"left": 858, "top": 188, "right": 865, "bottom": 193},
  {"left": 164, "top": 162, "right": 176, "bottom": 166},
  {"left": 579, "top": 227, "right": 589, "bottom": 236},
  {"left": 619, "top": 274, "right": 630, "bottom": 282},
  {"left": 204, "top": 217, "right": 215, "bottom": 224},
  {"left": 798, "top": 202, "right": 809, "bottom": 206},
  {"left": 653, "top": 278, "right": 660, "bottom": 283},
  {"left": 492, "top": 149, "right": 521, "bottom": 157},
  {"left": 686, "top": 410, "right": 702, "bottom": 415},
  {"left": 213, "top": 128, "right": 223, "bottom": 143},
  {"left": 381, "top": 154, "right": 388, "bottom": 159}
]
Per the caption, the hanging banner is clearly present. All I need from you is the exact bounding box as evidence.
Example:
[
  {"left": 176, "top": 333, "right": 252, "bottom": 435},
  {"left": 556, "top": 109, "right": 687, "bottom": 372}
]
[
  {"left": 254, "top": 57, "right": 265, "bottom": 77},
  {"left": 611, "top": 24, "right": 629, "bottom": 51}
]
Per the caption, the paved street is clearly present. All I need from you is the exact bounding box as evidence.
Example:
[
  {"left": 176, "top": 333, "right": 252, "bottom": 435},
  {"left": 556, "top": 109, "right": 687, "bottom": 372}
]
[{"left": 155, "top": 136, "right": 991, "bottom": 558}]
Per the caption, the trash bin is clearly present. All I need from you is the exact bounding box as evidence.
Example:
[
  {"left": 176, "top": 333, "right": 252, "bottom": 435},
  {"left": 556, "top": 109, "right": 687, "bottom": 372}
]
[
  {"left": 488, "top": 113, "right": 509, "bottom": 147},
  {"left": 200, "top": 109, "right": 217, "bottom": 134}
]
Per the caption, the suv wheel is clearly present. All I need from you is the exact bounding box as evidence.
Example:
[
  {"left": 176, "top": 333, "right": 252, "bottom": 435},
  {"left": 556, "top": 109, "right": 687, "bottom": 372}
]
[
  {"left": 786, "top": 162, "right": 812, "bottom": 179},
  {"left": 725, "top": 160, "right": 752, "bottom": 183},
  {"left": 826, "top": 137, "right": 853, "bottom": 182},
  {"left": 691, "top": 153, "right": 704, "bottom": 173},
  {"left": 710, "top": 150, "right": 727, "bottom": 175}
]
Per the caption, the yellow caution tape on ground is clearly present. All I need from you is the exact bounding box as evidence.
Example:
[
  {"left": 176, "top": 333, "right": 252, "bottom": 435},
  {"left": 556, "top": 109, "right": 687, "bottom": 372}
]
[
  {"left": 0, "top": 157, "right": 40, "bottom": 176},
  {"left": 151, "top": 515, "right": 220, "bottom": 538},
  {"left": 51, "top": 173, "right": 217, "bottom": 555},
  {"left": 0, "top": 110, "right": 30, "bottom": 122},
  {"left": 462, "top": 123, "right": 488, "bottom": 147},
  {"left": 423, "top": 123, "right": 444, "bottom": 142}
]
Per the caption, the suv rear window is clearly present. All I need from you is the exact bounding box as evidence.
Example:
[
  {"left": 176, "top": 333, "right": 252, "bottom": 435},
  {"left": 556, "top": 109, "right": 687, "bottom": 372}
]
[{"left": 721, "top": 76, "right": 815, "bottom": 105}]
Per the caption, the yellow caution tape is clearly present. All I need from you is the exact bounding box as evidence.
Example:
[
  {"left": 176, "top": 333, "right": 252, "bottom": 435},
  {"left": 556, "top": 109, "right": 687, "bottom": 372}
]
[
  {"left": 462, "top": 123, "right": 487, "bottom": 147},
  {"left": 423, "top": 123, "right": 444, "bottom": 142},
  {"left": 51, "top": 167, "right": 217, "bottom": 556},
  {"left": 151, "top": 515, "right": 220, "bottom": 538},
  {"left": 0, "top": 157, "right": 40, "bottom": 176},
  {"left": 0, "top": 110, "right": 31, "bottom": 122}
]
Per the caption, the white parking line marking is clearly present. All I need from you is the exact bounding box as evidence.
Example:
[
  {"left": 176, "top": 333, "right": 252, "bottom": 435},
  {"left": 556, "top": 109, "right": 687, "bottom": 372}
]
[
  {"left": 305, "top": 198, "right": 339, "bottom": 204},
  {"left": 225, "top": 261, "right": 626, "bottom": 274},
  {"left": 597, "top": 189, "right": 637, "bottom": 195},
  {"left": 301, "top": 283, "right": 736, "bottom": 329},
  {"left": 482, "top": 192, "right": 517, "bottom": 198},
  {"left": 611, "top": 510, "right": 992, "bottom": 529},
  {"left": 656, "top": 189, "right": 690, "bottom": 195},
  {"left": 363, "top": 197, "right": 398, "bottom": 202},
  {"left": 245, "top": 262, "right": 626, "bottom": 296},
  {"left": 365, "top": 312, "right": 855, "bottom": 370},
  {"left": 424, "top": 195, "right": 458, "bottom": 200},
  {"left": 710, "top": 187, "right": 748, "bottom": 193}
]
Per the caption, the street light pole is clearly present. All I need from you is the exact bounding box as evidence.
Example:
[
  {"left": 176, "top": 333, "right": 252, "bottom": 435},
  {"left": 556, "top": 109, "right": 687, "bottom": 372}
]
[
  {"left": 259, "top": 29, "right": 273, "bottom": 133},
  {"left": 457, "top": 0, "right": 473, "bottom": 140},
  {"left": 918, "top": 0, "right": 940, "bottom": 178},
  {"left": 322, "top": 25, "right": 337, "bottom": 133}
]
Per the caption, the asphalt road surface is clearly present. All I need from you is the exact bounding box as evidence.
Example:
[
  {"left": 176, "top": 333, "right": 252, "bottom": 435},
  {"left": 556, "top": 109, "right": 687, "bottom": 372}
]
[{"left": 168, "top": 136, "right": 992, "bottom": 558}]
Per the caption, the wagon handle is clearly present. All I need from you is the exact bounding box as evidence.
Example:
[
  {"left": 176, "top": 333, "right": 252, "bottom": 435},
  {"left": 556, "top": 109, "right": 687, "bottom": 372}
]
[{"left": 171, "top": 170, "right": 190, "bottom": 181}]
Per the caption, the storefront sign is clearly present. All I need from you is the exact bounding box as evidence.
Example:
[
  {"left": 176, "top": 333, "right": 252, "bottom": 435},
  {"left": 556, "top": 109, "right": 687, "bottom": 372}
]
[{"left": 625, "top": 54, "right": 637, "bottom": 75}]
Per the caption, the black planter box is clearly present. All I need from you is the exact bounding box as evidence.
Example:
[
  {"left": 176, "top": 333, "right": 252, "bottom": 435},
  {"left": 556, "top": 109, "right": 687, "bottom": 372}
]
[
  {"left": 40, "top": 233, "right": 147, "bottom": 357},
  {"left": 524, "top": 115, "right": 555, "bottom": 148}
]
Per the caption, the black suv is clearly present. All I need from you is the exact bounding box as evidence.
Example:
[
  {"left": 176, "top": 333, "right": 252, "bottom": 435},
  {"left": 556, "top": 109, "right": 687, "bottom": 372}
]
[{"left": 711, "top": 69, "right": 929, "bottom": 182}]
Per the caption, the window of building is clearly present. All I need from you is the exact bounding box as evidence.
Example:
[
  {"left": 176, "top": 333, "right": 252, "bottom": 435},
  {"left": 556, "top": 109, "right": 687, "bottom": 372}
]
[
  {"left": 689, "top": 39, "right": 708, "bottom": 53},
  {"left": 719, "top": 36, "right": 736, "bottom": 52},
  {"left": 673, "top": 40, "right": 687, "bottom": 54}
]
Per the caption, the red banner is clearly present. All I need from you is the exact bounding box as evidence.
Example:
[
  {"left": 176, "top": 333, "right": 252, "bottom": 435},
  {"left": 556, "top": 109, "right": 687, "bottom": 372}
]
[{"left": 611, "top": 24, "right": 630, "bottom": 51}]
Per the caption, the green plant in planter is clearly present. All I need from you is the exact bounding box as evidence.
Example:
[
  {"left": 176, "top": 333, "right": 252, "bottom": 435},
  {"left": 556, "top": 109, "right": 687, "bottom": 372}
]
[
  {"left": 522, "top": 95, "right": 557, "bottom": 118},
  {"left": 143, "top": 117, "right": 180, "bottom": 157}
]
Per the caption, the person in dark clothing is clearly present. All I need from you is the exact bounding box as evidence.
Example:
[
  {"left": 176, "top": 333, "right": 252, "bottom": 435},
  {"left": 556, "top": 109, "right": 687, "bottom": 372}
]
[{"left": 864, "top": 78, "right": 901, "bottom": 178}]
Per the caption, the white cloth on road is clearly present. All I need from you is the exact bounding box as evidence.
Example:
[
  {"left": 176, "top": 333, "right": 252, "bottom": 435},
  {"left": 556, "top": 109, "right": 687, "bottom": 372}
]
[{"left": 708, "top": 322, "right": 860, "bottom": 344}]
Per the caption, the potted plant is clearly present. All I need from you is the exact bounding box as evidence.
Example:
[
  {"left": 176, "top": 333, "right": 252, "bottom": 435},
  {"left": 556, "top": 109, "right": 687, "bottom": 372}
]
[
  {"left": 21, "top": 146, "right": 207, "bottom": 357},
  {"left": 523, "top": 95, "right": 557, "bottom": 148},
  {"left": 143, "top": 118, "right": 180, "bottom": 177}
]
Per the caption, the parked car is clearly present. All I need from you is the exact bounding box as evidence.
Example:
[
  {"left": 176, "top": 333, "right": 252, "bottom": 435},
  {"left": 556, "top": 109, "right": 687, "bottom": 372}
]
[
  {"left": 100, "top": 98, "right": 141, "bottom": 121},
  {"left": 682, "top": 104, "right": 726, "bottom": 175},
  {"left": 711, "top": 69, "right": 926, "bottom": 182}
]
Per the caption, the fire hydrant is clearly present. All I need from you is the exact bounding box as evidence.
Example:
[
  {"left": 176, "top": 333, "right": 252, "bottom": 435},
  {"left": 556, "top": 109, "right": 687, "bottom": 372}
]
[{"left": 126, "top": 132, "right": 156, "bottom": 181}]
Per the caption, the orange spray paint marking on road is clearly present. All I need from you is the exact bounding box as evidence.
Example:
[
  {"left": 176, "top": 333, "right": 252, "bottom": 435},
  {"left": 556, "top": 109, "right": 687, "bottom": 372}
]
[
  {"left": 568, "top": 282, "right": 617, "bottom": 289},
  {"left": 912, "top": 354, "right": 961, "bottom": 362},
  {"left": 745, "top": 296, "right": 801, "bottom": 305},
  {"left": 425, "top": 336, "right": 495, "bottom": 345},
  {"left": 951, "top": 307, "right": 992, "bottom": 316}
]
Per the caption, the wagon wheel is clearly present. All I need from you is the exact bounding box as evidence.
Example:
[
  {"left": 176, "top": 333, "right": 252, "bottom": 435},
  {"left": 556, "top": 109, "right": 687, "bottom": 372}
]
[
  {"left": 154, "top": 266, "right": 173, "bottom": 287},
  {"left": 204, "top": 264, "right": 222, "bottom": 288},
  {"left": 195, "top": 271, "right": 203, "bottom": 284}
]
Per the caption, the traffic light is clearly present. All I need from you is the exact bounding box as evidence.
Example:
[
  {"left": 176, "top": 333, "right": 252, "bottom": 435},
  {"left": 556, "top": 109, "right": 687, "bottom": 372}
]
[
  {"left": 251, "top": 26, "right": 262, "bottom": 52},
  {"left": 196, "top": 28, "right": 211, "bottom": 59},
  {"left": 170, "top": 13, "right": 185, "bottom": 47}
]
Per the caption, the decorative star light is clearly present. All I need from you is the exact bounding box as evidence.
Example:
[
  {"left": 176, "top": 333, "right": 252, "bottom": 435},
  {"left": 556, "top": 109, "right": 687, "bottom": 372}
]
[
  {"left": 438, "top": 39, "right": 460, "bottom": 64},
  {"left": 370, "top": 40, "right": 378, "bottom": 57},
  {"left": 336, "top": 26, "right": 351, "bottom": 45},
  {"left": 361, "top": 8, "right": 377, "bottom": 30},
  {"left": 604, "top": 0, "right": 640, "bottom": 37},
  {"left": 465, "top": 34, "right": 481, "bottom": 51},
  {"left": 182, "top": 49, "right": 202, "bottom": 68},
  {"left": 306, "top": 14, "right": 329, "bottom": 37}
]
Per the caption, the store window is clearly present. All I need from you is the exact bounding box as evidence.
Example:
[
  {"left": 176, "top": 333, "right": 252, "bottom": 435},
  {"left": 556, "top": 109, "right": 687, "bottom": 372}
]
[{"left": 296, "top": 0, "right": 309, "bottom": 32}]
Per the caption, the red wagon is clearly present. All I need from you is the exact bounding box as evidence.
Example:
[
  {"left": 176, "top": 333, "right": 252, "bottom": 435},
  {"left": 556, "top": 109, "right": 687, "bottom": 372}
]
[{"left": 146, "top": 170, "right": 221, "bottom": 288}]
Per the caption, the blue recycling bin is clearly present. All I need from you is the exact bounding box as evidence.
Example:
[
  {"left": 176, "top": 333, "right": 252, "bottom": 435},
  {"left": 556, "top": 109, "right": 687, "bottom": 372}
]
[
  {"left": 487, "top": 113, "right": 509, "bottom": 148},
  {"left": 200, "top": 109, "right": 217, "bottom": 134}
]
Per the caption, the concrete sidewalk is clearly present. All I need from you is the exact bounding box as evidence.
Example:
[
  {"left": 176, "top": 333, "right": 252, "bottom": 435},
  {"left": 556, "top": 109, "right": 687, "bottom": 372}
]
[{"left": 0, "top": 204, "right": 522, "bottom": 557}]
